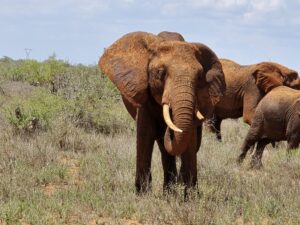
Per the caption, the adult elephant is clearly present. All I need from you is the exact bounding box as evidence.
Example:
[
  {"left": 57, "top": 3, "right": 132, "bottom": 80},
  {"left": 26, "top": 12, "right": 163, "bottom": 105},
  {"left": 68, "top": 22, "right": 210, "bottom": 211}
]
[
  {"left": 206, "top": 59, "right": 300, "bottom": 141},
  {"left": 99, "top": 32, "right": 225, "bottom": 193}
]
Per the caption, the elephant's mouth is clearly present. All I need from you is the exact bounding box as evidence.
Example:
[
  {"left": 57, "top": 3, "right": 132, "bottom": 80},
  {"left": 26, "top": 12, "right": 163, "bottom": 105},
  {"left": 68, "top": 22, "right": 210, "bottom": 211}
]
[{"left": 162, "top": 103, "right": 204, "bottom": 156}]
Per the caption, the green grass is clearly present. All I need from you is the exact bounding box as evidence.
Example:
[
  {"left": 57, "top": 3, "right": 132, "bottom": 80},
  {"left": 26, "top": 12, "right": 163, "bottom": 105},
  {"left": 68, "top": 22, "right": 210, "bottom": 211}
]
[{"left": 0, "top": 57, "right": 299, "bottom": 224}]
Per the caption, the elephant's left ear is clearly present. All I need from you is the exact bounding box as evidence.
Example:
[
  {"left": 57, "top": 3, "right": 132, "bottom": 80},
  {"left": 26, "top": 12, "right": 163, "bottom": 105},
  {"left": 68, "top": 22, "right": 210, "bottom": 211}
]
[
  {"left": 252, "top": 63, "right": 284, "bottom": 93},
  {"left": 192, "top": 43, "right": 226, "bottom": 105}
]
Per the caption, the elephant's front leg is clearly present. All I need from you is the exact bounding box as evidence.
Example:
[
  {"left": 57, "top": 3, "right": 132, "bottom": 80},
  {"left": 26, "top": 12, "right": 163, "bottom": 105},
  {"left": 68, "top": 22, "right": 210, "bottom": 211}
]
[
  {"left": 179, "top": 126, "right": 198, "bottom": 191},
  {"left": 135, "top": 107, "right": 156, "bottom": 193},
  {"left": 157, "top": 139, "right": 177, "bottom": 191},
  {"left": 205, "top": 115, "right": 222, "bottom": 141}
]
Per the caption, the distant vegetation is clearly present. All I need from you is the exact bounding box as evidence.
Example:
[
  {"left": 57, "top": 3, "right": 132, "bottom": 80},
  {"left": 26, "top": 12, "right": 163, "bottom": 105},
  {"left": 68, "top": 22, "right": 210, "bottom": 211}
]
[
  {"left": 0, "top": 57, "right": 299, "bottom": 224},
  {"left": 0, "top": 56, "right": 134, "bottom": 134}
]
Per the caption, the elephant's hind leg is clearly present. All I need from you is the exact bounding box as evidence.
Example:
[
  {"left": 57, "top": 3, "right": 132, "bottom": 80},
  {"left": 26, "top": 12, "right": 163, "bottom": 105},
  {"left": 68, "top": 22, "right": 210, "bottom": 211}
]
[
  {"left": 250, "top": 138, "right": 271, "bottom": 169},
  {"left": 157, "top": 139, "right": 177, "bottom": 192},
  {"left": 286, "top": 133, "right": 300, "bottom": 158},
  {"left": 287, "top": 131, "right": 300, "bottom": 149},
  {"left": 238, "top": 112, "right": 264, "bottom": 165}
]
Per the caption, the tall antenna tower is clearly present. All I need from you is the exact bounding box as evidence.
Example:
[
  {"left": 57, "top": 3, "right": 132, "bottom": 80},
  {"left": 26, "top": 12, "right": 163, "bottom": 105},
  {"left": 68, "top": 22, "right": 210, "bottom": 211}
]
[{"left": 24, "top": 48, "right": 32, "bottom": 59}]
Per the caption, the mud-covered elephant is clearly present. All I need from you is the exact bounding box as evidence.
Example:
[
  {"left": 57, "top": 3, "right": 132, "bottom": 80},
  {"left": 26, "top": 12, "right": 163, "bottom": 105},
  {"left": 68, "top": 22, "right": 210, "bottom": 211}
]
[
  {"left": 99, "top": 31, "right": 225, "bottom": 193},
  {"left": 238, "top": 86, "right": 300, "bottom": 168},
  {"left": 206, "top": 59, "right": 300, "bottom": 140}
]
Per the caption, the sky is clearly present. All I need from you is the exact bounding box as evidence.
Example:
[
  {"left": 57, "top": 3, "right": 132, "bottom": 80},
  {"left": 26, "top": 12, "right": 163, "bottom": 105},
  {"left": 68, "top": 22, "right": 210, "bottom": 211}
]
[{"left": 0, "top": 0, "right": 299, "bottom": 71}]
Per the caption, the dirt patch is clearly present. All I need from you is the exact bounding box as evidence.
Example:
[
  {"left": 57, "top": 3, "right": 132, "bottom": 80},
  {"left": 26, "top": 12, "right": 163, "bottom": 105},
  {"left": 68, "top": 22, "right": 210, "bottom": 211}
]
[
  {"left": 88, "top": 218, "right": 142, "bottom": 225},
  {"left": 0, "top": 81, "right": 36, "bottom": 98},
  {"left": 40, "top": 153, "right": 81, "bottom": 196},
  {"left": 40, "top": 183, "right": 64, "bottom": 196},
  {"left": 58, "top": 153, "right": 81, "bottom": 184}
]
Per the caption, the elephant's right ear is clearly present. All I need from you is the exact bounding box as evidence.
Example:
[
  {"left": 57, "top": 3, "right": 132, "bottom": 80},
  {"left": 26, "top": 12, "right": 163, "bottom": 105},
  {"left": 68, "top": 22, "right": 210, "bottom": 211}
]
[
  {"left": 252, "top": 63, "right": 284, "bottom": 93},
  {"left": 99, "top": 32, "right": 161, "bottom": 107}
]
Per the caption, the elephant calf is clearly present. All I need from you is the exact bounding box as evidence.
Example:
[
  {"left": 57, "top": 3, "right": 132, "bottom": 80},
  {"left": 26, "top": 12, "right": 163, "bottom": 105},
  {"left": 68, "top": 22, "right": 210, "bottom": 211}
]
[{"left": 237, "top": 86, "right": 300, "bottom": 168}]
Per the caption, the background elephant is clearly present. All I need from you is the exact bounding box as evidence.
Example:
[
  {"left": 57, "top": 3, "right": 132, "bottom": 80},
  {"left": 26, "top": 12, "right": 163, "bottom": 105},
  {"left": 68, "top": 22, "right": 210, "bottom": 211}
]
[
  {"left": 206, "top": 59, "right": 300, "bottom": 141},
  {"left": 237, "top": 86, "right": 300, "bottom": 168},
  {"left": 99, "top": 31, "right": 225, "bottom": 193},
  {"left": 157, "top": 31, "right": 185, "bottom": 41}
]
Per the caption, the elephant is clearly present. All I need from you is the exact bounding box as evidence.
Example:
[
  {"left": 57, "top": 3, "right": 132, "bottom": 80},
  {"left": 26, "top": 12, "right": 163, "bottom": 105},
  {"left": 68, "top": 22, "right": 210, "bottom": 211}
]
[
  {"left": 99, "top": 31, "right": 226, "bottom": 193},
  {"left": 157, "top": 31, "right": 185, "bottom": 41},
  {"left": 206, "top": 59, "right": 300, "bottom": 141},
  {"left": 237, "top": 86, "right": 300, "bottom": 168}
]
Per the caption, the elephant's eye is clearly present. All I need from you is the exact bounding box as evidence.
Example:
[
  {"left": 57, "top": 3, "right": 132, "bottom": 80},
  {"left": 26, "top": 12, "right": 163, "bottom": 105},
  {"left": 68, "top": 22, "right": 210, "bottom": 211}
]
[{"left": 153, "top": 67, "right": 166, "bottom": 80}]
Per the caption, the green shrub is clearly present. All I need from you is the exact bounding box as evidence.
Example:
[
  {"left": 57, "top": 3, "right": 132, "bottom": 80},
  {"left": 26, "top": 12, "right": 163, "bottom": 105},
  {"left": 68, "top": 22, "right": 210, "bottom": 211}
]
[
  {"left": 0, "top": 57, "right": 133, "bottom": 134},
  {"left": 3, "top": 89, "right": 66, "bottom": 130},
  {"left": 0, "top": 56, "right": 68, "bottom": 85},
  {"left": 52, "top": 65, "right": 133, "bottom": 134}
]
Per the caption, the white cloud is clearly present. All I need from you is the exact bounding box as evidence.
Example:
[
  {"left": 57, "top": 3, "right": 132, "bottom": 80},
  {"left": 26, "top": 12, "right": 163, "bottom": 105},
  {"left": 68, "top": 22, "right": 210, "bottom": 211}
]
[
  {"left": 161, "top": 0, "right": 286, "bottom": 23},
  {"left": 188, "top": 0, "right": 284, "bottom": 10},
  {"left": 0, "top": 0, "right": 109, "bottom": 17}
]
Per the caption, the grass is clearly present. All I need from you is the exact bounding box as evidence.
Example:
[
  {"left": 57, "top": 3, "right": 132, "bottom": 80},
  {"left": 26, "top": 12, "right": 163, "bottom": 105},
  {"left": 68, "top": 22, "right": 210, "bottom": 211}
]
[
  {"left": 0, "top": 58, "right": 299, "bottom": 224},
  {"left": 0, "top": 118, "right": 299, "bottom": 224}
]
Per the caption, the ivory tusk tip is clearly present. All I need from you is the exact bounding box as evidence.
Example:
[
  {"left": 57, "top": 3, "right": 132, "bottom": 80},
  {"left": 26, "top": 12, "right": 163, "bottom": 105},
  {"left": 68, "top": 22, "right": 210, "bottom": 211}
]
[
  {"left": 175, "top": 128, "right": 183, "bottom": 133},
  {"left": 196, "top": 111, "right": 205, "bottom": 121}
]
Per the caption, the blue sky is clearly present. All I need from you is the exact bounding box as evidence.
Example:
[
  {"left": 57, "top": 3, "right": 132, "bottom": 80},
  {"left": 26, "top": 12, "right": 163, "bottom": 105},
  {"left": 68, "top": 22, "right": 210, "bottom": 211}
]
[{"left": 1, "top": 0, "right": 299, "bottom": 71}]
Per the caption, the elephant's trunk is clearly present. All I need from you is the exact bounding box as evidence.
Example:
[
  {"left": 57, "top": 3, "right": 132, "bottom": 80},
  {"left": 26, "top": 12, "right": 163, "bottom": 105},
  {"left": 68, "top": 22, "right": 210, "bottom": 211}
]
[
  {"left": 163, "top": 83, "right": 199, "bottom": 156},
  {"left": 291, "top": 77, "right": 300, "bottom": 90}
]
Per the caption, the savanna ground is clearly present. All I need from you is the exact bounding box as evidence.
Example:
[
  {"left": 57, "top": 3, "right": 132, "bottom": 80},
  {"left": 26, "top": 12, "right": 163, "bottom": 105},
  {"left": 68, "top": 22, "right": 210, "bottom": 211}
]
[{"left": 0, "top": 57, "right": 299, "bottom": 225}]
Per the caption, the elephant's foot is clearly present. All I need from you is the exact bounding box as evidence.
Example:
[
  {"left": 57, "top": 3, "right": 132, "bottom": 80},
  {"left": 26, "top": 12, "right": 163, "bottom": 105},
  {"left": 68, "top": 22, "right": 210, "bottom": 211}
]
[
  {"left": 236, "top": 153, "right": 246, "bottom": 165},
  {"left": 249, "top": 158, "right": 263, "bottom": 169},
  {"left": 178, "top": 170, "right": 198, "bottom": 201},
  {"left": 135, "top": 174, "right": 152, "bottom": 194},
  {"left": 163, "top": 173, "right": 178, "bottom": 194}
]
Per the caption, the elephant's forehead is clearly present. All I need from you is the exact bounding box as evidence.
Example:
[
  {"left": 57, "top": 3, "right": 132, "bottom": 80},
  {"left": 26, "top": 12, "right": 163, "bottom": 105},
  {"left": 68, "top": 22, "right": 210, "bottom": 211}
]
[{"left": 157, "top": 41, "right": 195, "bottom": 53}]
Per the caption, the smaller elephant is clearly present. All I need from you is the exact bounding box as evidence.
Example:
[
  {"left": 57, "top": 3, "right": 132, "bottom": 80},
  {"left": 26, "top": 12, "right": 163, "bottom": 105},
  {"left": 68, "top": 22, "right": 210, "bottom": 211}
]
[
  {"left": 237, "top": 86, "right": 300, "bottom": 168},
  {"left": 206, "top": 59, "right": 300, "bottom": 141}
]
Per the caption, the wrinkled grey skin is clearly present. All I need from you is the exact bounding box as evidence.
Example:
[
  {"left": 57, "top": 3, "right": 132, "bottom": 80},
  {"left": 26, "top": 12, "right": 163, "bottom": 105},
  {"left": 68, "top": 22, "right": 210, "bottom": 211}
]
[{"left": 237, "top": 86, "right": 300, "bottom": 168}]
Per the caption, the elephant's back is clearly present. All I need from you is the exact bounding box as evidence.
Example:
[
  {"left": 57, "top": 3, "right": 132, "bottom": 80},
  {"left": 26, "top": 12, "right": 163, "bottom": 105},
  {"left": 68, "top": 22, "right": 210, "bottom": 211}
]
[
  {"left": 260, "top": 86, "right": 300, "bottom": 106},
  {"left": 258, "top": 86, "right": 300, "bottom": 121},
  {"left": 220, "top": 59, "right": 251, "bottom": 89}
]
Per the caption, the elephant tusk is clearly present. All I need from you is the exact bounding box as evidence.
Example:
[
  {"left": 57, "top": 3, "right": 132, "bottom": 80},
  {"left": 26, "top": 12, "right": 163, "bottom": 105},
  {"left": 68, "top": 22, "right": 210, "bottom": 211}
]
[
  {"left": 196, "top": 110, "right": 205, "bottom": 121},
  {"left": 163, "top": 104, "right": 183, "bottom": 133}
]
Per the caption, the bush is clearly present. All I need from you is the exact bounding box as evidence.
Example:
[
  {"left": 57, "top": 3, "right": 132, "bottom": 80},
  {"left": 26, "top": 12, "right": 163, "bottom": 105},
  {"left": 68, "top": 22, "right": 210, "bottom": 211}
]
[
  {"left": 3, "top": 89, "right": 66, "bottom": 131},
  {"left": 0, "top": 56, "right": 69, "bottom": 85},
  {"left": 0, "top": 57, "right": 134, "bottom": 135}
]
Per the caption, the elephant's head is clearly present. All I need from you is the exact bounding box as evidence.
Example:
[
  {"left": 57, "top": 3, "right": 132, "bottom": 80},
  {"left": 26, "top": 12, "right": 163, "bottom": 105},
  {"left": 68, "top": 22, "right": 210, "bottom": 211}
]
[
  {"left": 99, "top": 32, "right": 225, "bottom": 156},
  {"left": 157, "top": 31, "right": 185, "bottom": 41},
  {"left": 253, "top": 62, "right": 300, "bottom": 93}
]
